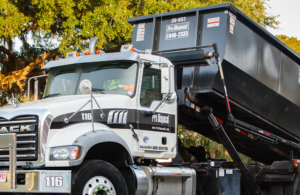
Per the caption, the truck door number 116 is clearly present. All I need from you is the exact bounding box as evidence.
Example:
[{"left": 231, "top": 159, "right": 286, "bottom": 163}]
[{"left": 81, "top": 113, "right": 92, "bottom": 120}]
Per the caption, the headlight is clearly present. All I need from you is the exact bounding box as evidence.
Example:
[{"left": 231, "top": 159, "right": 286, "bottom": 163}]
[{"left": 50, "top": 146, "right": 81, "bottom": 160}]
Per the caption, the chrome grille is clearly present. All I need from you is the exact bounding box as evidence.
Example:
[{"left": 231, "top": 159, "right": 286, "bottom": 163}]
[{"left": 0, "top": 116, "right": 38, "bottom": 161}]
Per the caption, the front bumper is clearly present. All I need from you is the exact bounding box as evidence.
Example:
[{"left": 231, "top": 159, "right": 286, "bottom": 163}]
[
  {"left": 0, "top": 133, "right": 71, "bottom": 193},
  {"left": 0, "top": 170, "right": 71, "bottom": 193}
]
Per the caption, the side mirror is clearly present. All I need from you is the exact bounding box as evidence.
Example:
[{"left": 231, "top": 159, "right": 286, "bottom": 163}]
[
  {"left": 161, "top": 66, "right": 169, "bottom": 94},
  {"left": 154, "top": 63, "right": 174, "bottom": 113},
  {"left": 161, "top": 64, "right": 174, "bottom": 94},
  {"left": 79, "top": 79, "right": 92, "bottom": 94}
]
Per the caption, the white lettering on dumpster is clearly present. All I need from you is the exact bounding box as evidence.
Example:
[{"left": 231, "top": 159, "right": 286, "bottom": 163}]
[{"left": 165, "top": 22, "right": 189, "bottom": 40}]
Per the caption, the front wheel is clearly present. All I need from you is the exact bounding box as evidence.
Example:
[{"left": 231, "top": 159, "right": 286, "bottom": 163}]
[{"left": 71, "top": 160, "right": 128, "bottom": 195}]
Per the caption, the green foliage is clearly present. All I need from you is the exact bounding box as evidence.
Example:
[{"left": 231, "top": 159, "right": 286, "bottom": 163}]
[
  {"left": 276, "top": 35, "right": 300, "bottom": 55},
  {"left": 178, "top": 125, "right": 258, "bottom": 164},
  {"left": 0, "top": 0, "right": 279, "bottom": 56},
  {"left": 0, "top": 0, "right": 29, "bottom": 38},
  {"left": 229, "top": 0, "right": 279, "bottom": 28}
]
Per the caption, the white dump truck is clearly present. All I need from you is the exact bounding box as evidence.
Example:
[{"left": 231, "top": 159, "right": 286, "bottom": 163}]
[{"left": 1, "top": 3, "right": 300, "bottom": 195}]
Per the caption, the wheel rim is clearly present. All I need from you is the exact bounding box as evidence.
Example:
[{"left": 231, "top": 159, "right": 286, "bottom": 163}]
[{"left": 83, "top": 176, "right": 116, "bottom": 195}]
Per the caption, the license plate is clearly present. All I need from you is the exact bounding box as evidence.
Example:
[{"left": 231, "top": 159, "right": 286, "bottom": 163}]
[{"left": 0, "top": 172, "right": 7, "bottom": 183}]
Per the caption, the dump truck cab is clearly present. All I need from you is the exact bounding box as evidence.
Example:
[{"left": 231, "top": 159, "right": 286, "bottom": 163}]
[
  {"left": 0, "top": 39, "right": 183, "bottom": 194},
  {"left": 43, "top": 46, "right": 178, "bottom": 159}
]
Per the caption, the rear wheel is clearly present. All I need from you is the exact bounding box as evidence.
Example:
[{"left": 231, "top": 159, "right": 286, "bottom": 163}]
[
  {"left": 284, "top": 172, "right": 300, "bottom": 195},
  {"left": 269, "top": 183, "right": 284, "bottom": 195},
  {"left": 71, "top": 160, "right": 128, "bottom": 195},
  {"left": 284, "top": 182, "right": 294, "bottom": 195}
]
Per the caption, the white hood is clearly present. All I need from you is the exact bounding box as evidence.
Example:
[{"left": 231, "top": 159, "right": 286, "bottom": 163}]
[{"left": 0, "top": 94, "right": 133, "bottom": 120}]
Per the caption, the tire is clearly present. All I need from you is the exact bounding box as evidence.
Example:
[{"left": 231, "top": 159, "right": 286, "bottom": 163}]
[
  {"left": 269, "top": 183, "right": 284, "bottom": 195},
  {"left": 284, "top": 182, "right": 294, "bottom": 195},
  {"left": 294, "top": 173, "right": 300, "bottom": 195},
  {"left": 71, "top": 160, "right": 128, "bottom": 195}
]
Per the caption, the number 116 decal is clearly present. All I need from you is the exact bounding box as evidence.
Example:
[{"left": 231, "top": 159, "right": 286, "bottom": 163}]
[
  {"left": 45, "top": 176, "right": 63, "bottom": 187},
  {"left": 81, "top": 113, "right": 92, "bottom": 120}
]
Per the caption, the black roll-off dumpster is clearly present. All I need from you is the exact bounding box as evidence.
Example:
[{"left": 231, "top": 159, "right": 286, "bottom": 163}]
[{"left": 127, "top": 3, "right": 300, "bottom": 164}]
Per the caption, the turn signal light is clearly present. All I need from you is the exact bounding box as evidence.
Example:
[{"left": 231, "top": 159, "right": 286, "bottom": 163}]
[
  {"left": 55, "top": 57, "right": 59, "bottom": 61},
  {"left": 85, "top": 51, "right": 90, "bottom": 55},
  {"left": 76, "top": 52, "right": 80, "bottom": 57},
  {"left": 295, "top": 163, "right": 299, "bottom": 167},
  {"left": 95, "top": 50, "right": 100, "bottom": 54},
  {"left": 70, "top": 148, "right": 81, "bottom": 160},
  {"left": 130, "top": 48, "right": 135, "bottom": 52}
]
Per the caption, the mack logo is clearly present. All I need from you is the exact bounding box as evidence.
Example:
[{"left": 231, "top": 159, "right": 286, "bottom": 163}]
[
  {"left": 152, "top": 114, "right": 169, "bottom": 124},
  {"left": 0, "top": 125, "right": 32, "bottom": 133}
]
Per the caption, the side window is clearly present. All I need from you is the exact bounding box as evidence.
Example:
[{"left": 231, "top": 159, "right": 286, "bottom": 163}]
[{"left": 140, "top": 67, "right": 162, "bottom": 106}]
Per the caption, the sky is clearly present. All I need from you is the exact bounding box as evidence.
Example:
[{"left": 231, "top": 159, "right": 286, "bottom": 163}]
[{"left": 266, "top": 0, "right": 300, "bottom": 39}]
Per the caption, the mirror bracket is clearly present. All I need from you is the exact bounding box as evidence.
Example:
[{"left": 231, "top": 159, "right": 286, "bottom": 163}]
[
  {"left": 27, "top": 74, "right": 48, "bottom": 101},
  {"left": 153, "top": 62, "right": 174, "bottom": 113},
  {"left": 165, "top": 92, "right": 177, "bottom": 104},
  {"left": 144, "top": 62, "right": 152, "bottom": 67},
  {"left": 64, "top": 79, "right": 105, "bottom": 132}
]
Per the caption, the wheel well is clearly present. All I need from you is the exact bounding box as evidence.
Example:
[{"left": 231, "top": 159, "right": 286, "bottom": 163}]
[
  {"left": 84, "top": 142, "right": 133, "bottom": 166},
  {"left": 83, "top": 142, "right": 136, "bottom": 195}
]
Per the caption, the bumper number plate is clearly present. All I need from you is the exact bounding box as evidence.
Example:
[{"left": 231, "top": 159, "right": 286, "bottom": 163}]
[
  {"left": 39, "top": 171, "right": 71, "bottom": 193},
  {"left": 0, "top": 172, "right": 7, "bottom": 183}
]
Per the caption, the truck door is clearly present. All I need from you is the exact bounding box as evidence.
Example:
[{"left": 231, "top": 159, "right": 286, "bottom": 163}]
[{"left": 137, "top": 63, "right": 177, "bottom": 158}]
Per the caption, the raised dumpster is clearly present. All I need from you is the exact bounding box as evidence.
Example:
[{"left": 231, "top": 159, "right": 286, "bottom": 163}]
[{"left": 128, "top": 3, "right": 300, "bottom": 163}]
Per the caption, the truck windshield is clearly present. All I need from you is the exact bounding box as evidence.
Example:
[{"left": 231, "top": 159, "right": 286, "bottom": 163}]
[{"left": 43, "top": 61, "right": 138, "bottom": 98}]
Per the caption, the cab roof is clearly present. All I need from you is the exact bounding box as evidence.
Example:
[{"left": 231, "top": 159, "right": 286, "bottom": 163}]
[{"left": 42, "top": 52, "right": 141, "bottom": 72}]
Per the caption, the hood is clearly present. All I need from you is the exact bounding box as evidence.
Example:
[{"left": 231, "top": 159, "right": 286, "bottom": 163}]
[{"left": 0, "top": 94, "right": 133, "bottom": 120}]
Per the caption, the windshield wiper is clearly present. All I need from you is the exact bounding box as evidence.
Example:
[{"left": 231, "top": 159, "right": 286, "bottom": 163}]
[
  {"left": 92, "top": 88, "right": 105, "bottom": 94},
  {"left": 43, "top": 93, "right": 61, "bottom": 99}
]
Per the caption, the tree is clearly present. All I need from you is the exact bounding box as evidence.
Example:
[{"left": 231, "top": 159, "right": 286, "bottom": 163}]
[
  {"left": 276, "top": 35, "right": 300, "bottom": 55},
  {"left": 0, "top": 0, "right": 278, "bottom": 105},
  {"left": 178, "top": 125, "right": 257, "bottom": 164}
]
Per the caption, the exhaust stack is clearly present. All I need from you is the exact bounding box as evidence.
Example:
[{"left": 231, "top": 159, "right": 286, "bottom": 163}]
[{"left": 89, "top": 37, "right": 98, "bottom": 54}]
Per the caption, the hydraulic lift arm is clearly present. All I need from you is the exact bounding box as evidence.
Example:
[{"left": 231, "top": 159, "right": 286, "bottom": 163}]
[{"left": 201, "top": 106, "right": 263, "bottom": 195}]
